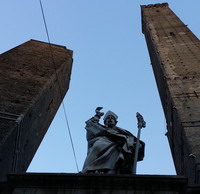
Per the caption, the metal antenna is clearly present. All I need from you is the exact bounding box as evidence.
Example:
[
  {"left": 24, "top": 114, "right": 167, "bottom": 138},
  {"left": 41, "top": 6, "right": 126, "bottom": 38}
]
[{"left": 133, "top": 112, "right": 146, "bottom": 174}]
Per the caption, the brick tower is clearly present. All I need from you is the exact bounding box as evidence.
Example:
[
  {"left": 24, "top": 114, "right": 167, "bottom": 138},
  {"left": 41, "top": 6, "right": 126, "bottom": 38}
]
[
  {"left": 141, "top": 3, "right": 200, "bottom": 184},
  {"left": 0, "top": 40, "right": 73, "bottom": 180}
]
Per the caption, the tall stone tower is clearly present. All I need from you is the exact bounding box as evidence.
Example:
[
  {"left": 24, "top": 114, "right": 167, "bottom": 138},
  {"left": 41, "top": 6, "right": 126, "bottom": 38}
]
[
  {"left": 141, "top": 3, "right": 200, "bottom": 184},
  {"left": 0, "top": 40, "right": 73, "bottom": 180}
]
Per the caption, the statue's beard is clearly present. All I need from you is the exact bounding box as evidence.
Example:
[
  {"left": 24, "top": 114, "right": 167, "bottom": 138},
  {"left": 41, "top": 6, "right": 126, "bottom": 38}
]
[{"left": 107, "top": 121, "right": 115, "bottom": 128}]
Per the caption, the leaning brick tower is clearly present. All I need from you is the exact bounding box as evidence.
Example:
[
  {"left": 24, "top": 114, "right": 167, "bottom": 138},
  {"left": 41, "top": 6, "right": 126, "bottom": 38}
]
[
  {"left": 0, "top": 40, "right": 73, "bottom": 180},
  {"left": 141, "top": 3, "right": 200, "bottom": 184}
]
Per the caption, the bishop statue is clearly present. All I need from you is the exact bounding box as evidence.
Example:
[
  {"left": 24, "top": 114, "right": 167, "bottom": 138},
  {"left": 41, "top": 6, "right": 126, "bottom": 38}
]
[{"left": 82, "top": 107, "right": 145, "bottom": 174}]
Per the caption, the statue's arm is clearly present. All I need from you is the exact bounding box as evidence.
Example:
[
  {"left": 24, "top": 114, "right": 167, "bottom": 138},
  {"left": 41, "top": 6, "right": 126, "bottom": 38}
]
[
  {"left": 106, "top": 129, "right": 129, "bottom": 143},
  {"left": 85, "top": 107, "right": 106, "bottom": 138},
  {"left": 86, "top": 107, "right": 104, "bottom": 123},
  {"left": 106, "top": 128, "right": 138, "bottom": 151}
]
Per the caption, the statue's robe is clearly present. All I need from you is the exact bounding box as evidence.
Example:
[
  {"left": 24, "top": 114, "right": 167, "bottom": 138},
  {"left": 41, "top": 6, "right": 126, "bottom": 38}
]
[{"left": 82, "top": 118, "right": 145, "bottom": 174}]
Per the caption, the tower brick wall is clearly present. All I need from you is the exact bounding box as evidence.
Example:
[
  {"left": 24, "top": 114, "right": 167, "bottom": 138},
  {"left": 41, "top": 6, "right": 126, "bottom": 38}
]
[
  {"left": 0, "top": 40, "right": 73, "bottom": 180},
  {"left": 141, "top": 3, "right": 200, "bottom": 185}
]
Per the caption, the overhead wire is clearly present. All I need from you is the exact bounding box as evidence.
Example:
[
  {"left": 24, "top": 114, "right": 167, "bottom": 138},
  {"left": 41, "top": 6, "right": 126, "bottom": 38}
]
[{"left": 39, "top": 0, "right": 79, "bottom": 172}]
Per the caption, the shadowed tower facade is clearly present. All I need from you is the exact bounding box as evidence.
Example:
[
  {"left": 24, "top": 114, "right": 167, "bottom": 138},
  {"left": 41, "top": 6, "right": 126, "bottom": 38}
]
[
  {"left": 0, "top": 40, "right": 73, "bottom": 180},
  {"left": 141, "top": 3, "right": 200, "bottom": 184}
]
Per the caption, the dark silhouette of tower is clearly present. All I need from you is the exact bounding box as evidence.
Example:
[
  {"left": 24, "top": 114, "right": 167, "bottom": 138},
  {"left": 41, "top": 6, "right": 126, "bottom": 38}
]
[
  {"left": 0, "top": 40, "right": 73, "bottom": 180},
  {"left": 142, "top": 3, "right": 200, "bottom": 185}
]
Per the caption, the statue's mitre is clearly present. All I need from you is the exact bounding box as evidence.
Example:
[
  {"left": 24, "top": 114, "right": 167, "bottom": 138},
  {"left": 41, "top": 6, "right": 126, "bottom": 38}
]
[{"left": 103, "top": 111, "right": 118, "bottom": 121}]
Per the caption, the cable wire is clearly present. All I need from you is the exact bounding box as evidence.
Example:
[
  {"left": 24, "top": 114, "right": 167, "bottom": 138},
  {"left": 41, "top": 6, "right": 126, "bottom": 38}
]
[{"left": 39, "top": 0, "right": 79, "bottom": 172}]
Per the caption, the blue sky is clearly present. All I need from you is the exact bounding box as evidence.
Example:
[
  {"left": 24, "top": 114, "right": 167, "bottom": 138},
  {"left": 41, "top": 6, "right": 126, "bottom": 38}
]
[{"left": 1, "top": 0, "right": 199, "bottom": 175}]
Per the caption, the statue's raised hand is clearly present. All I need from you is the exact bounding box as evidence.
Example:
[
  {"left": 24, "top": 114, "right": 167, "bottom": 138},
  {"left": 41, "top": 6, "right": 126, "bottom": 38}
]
[
  {"left": 91, "top": 107, "right": 104, "bottom": 123},
  {"left": 95, "top": 107, "right": 104, "bottom": 118}
]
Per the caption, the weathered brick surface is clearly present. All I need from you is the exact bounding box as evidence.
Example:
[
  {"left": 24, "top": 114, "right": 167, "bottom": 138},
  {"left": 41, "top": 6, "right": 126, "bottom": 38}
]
[
  {"left": 141, "top": 3, "right": 200, "bottom": 184},
  {"left": 0, "top": 40, "right": 73, "bottom": 180}
]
